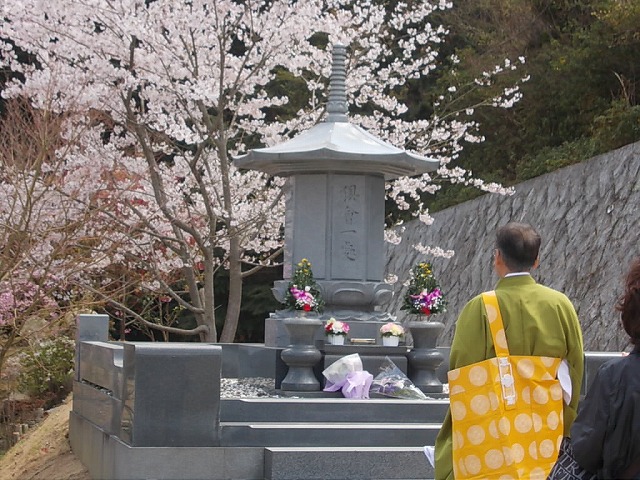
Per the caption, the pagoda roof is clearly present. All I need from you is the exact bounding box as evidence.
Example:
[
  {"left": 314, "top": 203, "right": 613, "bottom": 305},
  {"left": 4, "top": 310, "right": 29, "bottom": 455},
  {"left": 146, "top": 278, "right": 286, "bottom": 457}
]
[
  {"left": 234, "top": 120, "right": 439, "bottom": 179},
  {"left": 233, "top": 44, "right": 439, "bottom": 180}
]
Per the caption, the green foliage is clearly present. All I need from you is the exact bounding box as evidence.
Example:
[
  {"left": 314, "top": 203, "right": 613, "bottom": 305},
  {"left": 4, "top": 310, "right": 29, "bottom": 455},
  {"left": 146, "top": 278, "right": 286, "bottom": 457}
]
[
  {"left": 421, "top": 0, "right": 640, "bottom": 210},
  {"left": 17, "top": 337, "right": 74, "bottom": 405},
  {"left": 514, "top": 100, "right": 640, "bottom": 181},
  {"left": 213, "top": 265, "right": 283, "bottom": 342},
  {"left": 516, "top": 137, "right": 598, "bottom": 181},
  {"left": 263, "top": 68, "right": 314, "bottom": 123},
  {"left": 591, "top": 101, "right": 640, "bottom": 152},
  {"left": 530, "top": 0, "right": 600, "bottom": 28},
  {"left": 235, "top": 282, "right": 282, "bottom": 342}
]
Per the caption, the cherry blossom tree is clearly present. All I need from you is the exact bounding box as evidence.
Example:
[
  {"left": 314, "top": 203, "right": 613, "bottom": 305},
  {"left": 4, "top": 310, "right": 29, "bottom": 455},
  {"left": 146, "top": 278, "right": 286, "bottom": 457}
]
[
  {"left": 1, "top": 0, "right": 525, "bottom": 342},
  {"left": 0, "top": 95, "right": 116, "bottom": 378}
]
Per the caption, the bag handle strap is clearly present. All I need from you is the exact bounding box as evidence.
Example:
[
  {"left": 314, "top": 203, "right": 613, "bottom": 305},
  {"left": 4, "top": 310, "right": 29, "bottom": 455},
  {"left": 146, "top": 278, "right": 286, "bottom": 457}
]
[
  {"left": 481, "top": 290, "right": 510, "bottom": 356},
  {"left": 482, "top": 291, "right": 518, "bottom": 408}
]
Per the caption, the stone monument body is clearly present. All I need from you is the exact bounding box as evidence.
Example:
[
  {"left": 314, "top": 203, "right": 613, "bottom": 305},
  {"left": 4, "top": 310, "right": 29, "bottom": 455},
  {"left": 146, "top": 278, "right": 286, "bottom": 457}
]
[{"left": 235, "top": 45, "right": 439, "bottom": 347}]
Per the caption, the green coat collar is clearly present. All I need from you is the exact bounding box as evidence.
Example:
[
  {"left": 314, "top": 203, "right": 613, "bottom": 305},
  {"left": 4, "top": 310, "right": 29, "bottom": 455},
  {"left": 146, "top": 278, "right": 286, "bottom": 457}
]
[{"left": 496, "top": 274, "right": 537, "bottom": 288}]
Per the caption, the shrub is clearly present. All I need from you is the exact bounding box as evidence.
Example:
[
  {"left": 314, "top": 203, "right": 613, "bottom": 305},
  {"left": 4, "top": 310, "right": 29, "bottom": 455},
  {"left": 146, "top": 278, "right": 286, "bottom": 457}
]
[
  {"left": 515, "top": 137, "right": 598, "bottom": 181},
  {"left": 17, "top": 336, "right": 74, "bottom": 407}
]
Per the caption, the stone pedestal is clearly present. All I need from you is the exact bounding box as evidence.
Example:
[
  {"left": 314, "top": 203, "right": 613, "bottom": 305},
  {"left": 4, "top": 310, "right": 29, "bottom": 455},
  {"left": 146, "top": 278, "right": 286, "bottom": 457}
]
[
  {"left": 266, "top": 314, "right": 393, "bottom": 348},
  {"left": 407, "top": 321, "right": 445, "bottom": 394},
  {"left": 280, "top": 318, "right": 323, "bottom": 391}
]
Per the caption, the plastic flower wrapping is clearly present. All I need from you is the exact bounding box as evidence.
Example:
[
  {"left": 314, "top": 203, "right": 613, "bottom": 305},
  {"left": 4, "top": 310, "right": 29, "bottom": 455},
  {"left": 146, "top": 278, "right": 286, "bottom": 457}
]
[
  {"left": 379, "top": 322, "right": 405, "bottom": 337},
  {"left": 370, "top": 357, "right": 427, "bottom": 400},
  {"left": 282, "top": 258, "right": 324, "bottom": 313},
  {"left": 322, "top": 353, "right": 372, "bottom": 399},
  {"left": 401, "top": 262, "right": 446, "bottom": 316},
  {"left": 323, "top": 355, "right": 425, "bottom": 400},
  {"left": 324, "top": 317, "right": 349, "bottom": 336}
]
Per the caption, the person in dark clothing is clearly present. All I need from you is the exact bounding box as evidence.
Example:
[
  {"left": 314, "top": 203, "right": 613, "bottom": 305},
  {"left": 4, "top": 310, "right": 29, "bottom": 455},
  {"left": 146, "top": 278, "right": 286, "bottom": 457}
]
[{"left": 571, "top": 257, "right": 640, "bottom": 479}]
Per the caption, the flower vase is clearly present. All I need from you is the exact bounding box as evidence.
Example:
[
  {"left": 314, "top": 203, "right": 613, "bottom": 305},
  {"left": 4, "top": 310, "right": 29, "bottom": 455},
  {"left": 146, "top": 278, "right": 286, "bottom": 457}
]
[
  {"left": 407, "top": 320, "right": 445, "bottom": 394},
  {"left": 280, "top": 318, "right": 323, "bottom": 391},
  {"left": 327, "top": 334, "right": 345, "bottom": 345},
  {"left": 382, "top": 336, "right": 400, "bottom": 347}
]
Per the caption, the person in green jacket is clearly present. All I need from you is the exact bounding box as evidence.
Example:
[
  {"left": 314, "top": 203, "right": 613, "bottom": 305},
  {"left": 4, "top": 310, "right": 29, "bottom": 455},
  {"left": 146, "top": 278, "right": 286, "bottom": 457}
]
[{"left": 434, "top": 221, "right": 585, "bottom": 480}]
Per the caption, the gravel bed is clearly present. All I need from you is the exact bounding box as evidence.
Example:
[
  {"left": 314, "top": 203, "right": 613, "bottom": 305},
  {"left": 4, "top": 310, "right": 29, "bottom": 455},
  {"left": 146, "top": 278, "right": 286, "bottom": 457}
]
[
  {"left": 83, "top": 377, "right": 445, "bottom": 400},
  {"left": 220, "top": 377, "right": 450, "bottom": 398},
  {"left": 220, "top": 377, "right": 278, "bottom": 398}
]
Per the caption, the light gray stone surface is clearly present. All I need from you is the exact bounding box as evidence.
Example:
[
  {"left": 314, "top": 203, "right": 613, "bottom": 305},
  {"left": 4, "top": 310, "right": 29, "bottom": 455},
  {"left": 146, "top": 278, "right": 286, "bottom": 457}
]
[
  {"left": 69, "top": 412, "right": 265, "bottom": 480},
  {"left": 72, "top": 380, "right": 122, "bottom": 435},
  {"left": 384, "top": 141, "right": 640, "bottom": 351},
  {"left": 220, "top": 343, "right": 280, "bottom": 378},
  {"left": 74, "top": 313, "right": 109, "bottom": 381},
  {"left": 120, "top": 342, "right": 222, "bottom": 447},
  {"left": 221, "top": 421, "right": 441, "bottom": 447},
  {"left": 77, "top": 341, "right": 123, "bottom": 395},
  {"left": 265, "top": 447, "right": 433, "bottom": 480}
]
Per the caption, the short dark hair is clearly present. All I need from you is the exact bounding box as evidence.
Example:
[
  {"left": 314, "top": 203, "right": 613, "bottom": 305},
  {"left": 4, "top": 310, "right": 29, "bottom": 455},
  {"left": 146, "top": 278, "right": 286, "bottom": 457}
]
[
  {"left": 495, "top": 222, "right": 541, "bottom": 271},
  {"left": 617, "top": 257, "right": 640, "bottom": 345}
]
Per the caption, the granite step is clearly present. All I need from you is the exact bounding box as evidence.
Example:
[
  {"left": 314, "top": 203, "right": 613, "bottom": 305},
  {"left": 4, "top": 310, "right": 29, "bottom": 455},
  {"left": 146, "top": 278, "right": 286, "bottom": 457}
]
[
  {"left": 220, "top": 397, "right": 449, "bottom": 424},
  {"left": 264, "top": 446, "right": 434, "bottom": 480},
  {"left": 220, "top": 421, "right": 441, "bottom": 447}
]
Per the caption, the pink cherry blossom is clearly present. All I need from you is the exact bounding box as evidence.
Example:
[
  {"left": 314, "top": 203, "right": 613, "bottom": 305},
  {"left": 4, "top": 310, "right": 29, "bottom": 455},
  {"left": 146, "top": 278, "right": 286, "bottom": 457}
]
[{"left": 0, "top": 0, "right": 523, "bottom": 343}]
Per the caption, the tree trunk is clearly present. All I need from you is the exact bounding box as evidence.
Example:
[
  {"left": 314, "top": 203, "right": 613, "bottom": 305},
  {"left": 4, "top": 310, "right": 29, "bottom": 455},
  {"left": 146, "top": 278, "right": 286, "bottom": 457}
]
[
  {"left": 200, "top": 259, "right": 217, "bottom": 342},
  {"left": 219, "top": 237, "right": 242, "bottom": 343}
]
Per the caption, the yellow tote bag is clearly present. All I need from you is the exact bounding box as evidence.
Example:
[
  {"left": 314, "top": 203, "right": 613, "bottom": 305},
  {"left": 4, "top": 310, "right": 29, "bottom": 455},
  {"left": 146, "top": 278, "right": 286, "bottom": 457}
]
[{"left": 448, "top": 291, "right": 564, "bottom": 480}]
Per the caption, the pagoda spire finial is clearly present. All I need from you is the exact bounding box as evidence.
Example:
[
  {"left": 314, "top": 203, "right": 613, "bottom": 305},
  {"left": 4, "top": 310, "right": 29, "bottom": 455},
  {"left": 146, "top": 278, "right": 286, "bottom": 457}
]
[{"left": 326, "top": 44, "right": 348, "bottom": 123}]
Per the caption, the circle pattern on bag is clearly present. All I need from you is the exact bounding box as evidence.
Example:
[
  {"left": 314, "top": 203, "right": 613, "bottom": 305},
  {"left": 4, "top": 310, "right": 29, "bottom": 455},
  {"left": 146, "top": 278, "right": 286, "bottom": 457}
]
[
  {"left": 540, "top": 439, "right": 556, "bottom": 458},
  {"left": 470, "top": 394, "right": 491, "bottom": 415},
  {"left": 485, "top": 304, "right": 498, "bottom": 322},
  {"left": 451, "top": 401, "right": 467, "bottom": 421},
  {"left": 533, "top": 385, "right": 549, "bottom": 404},
  {"left": 465, "top": 455, "right": 482, "bottom": 475},
  {"left": 469, "top": 365, "right": 488, "bottom": 385},
  {"left": 550, "top": 383, "right": 563, "bottom": 401},
  {"left": 467, "top": 425, "right": 485, "bottom": 445},
  {"left": 547, "top": 411, "right": 560, "bottom": 430},
  {"left": 516, "top": 358, "right": 535, "bottom": 378},
  {"left": 485, "top": 449, "right": 505, "bottom": 470}
]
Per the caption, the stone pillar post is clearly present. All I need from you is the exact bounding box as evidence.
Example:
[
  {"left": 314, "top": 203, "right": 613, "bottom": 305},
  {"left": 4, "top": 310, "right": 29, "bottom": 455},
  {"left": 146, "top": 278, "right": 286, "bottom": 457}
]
[{"left": 74, "top": 313, "right": 109, "bottom": 381}]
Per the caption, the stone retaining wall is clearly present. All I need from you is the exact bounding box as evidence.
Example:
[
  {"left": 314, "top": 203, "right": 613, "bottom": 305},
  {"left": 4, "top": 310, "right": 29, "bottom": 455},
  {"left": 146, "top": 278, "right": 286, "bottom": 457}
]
[{"left": 384, "top": 141, "right": 640, "bottom": 351}]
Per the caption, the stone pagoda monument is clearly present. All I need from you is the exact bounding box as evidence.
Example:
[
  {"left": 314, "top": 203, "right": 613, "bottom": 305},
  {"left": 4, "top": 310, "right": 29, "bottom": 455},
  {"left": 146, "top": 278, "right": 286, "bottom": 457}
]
[{"left": 235, "top": 44, "right": 439, "bottom": 347}]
